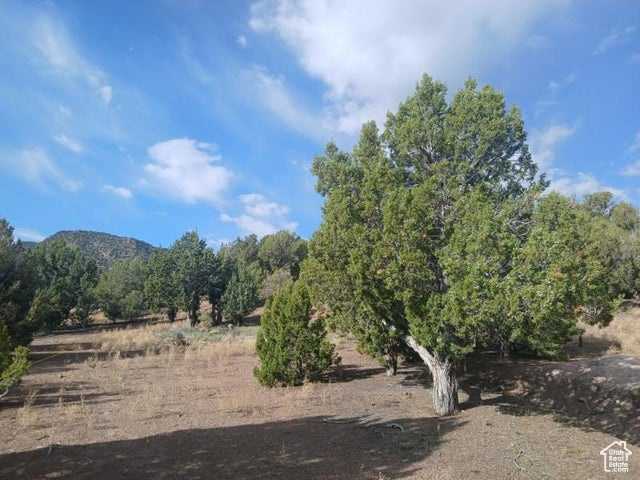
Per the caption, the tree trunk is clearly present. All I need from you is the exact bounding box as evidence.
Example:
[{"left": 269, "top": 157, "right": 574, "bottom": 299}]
[
  {"left": 383, "top": 350, "right": 398, "bottom": 376},
  {"left": 403, "top": 334, "right": 459, "bottom": 415},
  {"left": 500, "top": 339, "right": 510, "bottom": 357},
  {"left": 210, "top": 304, "right": 221, "bottom": 326},
  {"left": 187, "top": 297, "right": 198, "bottom": 328}
]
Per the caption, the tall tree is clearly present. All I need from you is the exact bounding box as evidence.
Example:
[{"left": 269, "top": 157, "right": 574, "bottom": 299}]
[
  {"left": 170, "top": 232, "right": 213, "bottom": 328},
  {"left": 580, "top": 194, "right": 640, "bottom": 300},
  {"left": 94, "top": 257, "right": 147, "bottom": 322},
  {"left": 0, "top": 218, "right": 35, "bottom": 396},
  {"left": 0, "top": 219, "right": 38, "bottom": 345},
  {"left": 204, "top": 248, "right": 227, "bottom": 325},
  {"left": 28, "top": 238, "right": 98, "bottom": 331},
  {"left": 221, "top": 261, "right": 261, "bottom": 326},
  {"left": 219, "top": 234, "right": 260, "bottom": 267},
  {"left": 145, "top": 249, "right": 180, "bottom": 323},
  {"left": 308, "top": 75, "right": 614, "bottom": 415},
  {"left": 258, "top": 231, "right": 307, "bottom": 275}
]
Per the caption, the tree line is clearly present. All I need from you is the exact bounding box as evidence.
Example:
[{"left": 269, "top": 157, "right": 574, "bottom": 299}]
[{"left": 0, "top": 224, "right": 306, "bottom": 395}]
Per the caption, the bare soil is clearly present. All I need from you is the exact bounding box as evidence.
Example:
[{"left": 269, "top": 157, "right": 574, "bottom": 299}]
[{"left": 1, "top": 310, "right": 639, "bottom": 479}]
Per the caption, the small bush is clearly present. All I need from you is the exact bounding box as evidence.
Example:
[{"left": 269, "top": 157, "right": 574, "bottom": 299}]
[
  {"left": 254, "top": 280, "right": 337, "bottom": 387},
  {"left": 1, "top": 320, "right": 30, "bottom": 394}
]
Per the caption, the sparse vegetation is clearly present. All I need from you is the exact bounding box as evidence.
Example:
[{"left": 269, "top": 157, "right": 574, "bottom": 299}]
[{"left": 41, "top": 230, "right": 156, "bottom": 271}]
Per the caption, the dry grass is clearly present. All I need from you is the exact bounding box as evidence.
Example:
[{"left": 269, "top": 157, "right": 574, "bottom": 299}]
[
  {"left": 88, "top": 324, "right": 258, "bottom": 419},
  {"left": 97, "top": 322, "right": 172, "bottom": 353},
  {"left": 16, "top": 389, "right": 39, "bottom": 427},
  {"left": 183, "top": 335, "right": 255, "bottom": 367},
  {"left": 217, "top": 386, "right": 266, "bottom": 415},
  {"left": 579, "top": 306, "right": 640, "bottom": 358},
  {"left": 607, "top": 307, "right": 640, "bottom": 356}
]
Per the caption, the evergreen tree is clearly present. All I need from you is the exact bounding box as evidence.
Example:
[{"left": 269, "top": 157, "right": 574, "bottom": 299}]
[
  {"left": 222, "top": 261, "right": 261, "bottom": 326},
  {"left": 94, "top": 257, "right": 148, "bottom": 322},
  {"left": 254, "top": 280, "right": 337, "bottom": 387},
  {"left": 308, "top": 75, "right": 615, "bottom": 415},
  {"left": 27, "top": 238, "right": 98, "bottom": 331}
]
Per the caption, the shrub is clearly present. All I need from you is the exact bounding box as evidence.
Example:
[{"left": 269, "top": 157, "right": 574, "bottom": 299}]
[
  {"left": 254, "top": 280, "right": 337, "bottom": 387},
  {"left": 0, "top": 320, "right": 29, "bottom": 395}
]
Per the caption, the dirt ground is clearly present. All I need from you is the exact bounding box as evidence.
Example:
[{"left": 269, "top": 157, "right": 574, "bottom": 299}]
[{"left": 1, "top": 310, "right": 639, "bottom": 479}]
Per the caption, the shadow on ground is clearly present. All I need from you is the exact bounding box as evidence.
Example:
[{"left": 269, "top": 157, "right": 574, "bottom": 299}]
[
  {"left": 459, "top": 353, "right": 640, "bottom": 445},
  {"left": 1, "top": 415, "right": 463, "bottom": 480},
  {"left": 315, "top": 364, "right": 386, "bottom": 383}
]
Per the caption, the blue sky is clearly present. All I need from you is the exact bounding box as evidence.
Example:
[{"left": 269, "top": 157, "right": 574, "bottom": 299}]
[{"left": 1, "top": 0, "right": 638, "bottom": 248}]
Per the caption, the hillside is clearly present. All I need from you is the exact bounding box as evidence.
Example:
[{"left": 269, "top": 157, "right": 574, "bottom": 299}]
[{"left": 43, "top": 230, "right": 157, "bottom": 270}]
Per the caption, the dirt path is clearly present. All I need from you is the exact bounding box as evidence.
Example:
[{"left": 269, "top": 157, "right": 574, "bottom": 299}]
[{"left": 1, "top": 325, "right": 638, "bottom": 479}]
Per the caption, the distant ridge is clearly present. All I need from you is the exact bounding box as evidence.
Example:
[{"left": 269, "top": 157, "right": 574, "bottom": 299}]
[{"left": 43, "top": 230, "right": 157, "bottom": 271}]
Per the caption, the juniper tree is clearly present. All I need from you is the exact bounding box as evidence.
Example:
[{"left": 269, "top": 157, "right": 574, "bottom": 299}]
[
  {"left": 308, "top": 75, "right": 615, "bottom": 415},
  {"left": 254, "top": 280, "right": 336, "bottom": 387},
  {"left": 222, "top": 261, "right": 261, "bottom": 326}
]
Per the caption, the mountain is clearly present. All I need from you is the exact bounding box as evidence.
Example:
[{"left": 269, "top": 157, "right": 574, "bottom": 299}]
[{"left": 42, "top": 230, "right": 157, "bottom": 271}]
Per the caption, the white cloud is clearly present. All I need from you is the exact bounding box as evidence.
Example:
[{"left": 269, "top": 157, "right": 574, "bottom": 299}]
[
  {"left": 14, "top": 227, "right": 45, "bottom": 242},
  {"left": 250, "top": 0, "right": 568, "bottom": 134},
  {"left": 623, "top": 160, "right": 640, "bottom": 176},
  {"left": 238, "top": 35, "right": 248, "bottom": 47},
  {"left": 594, "top": 25, "right": 636, "bottom": 54},
  {"left": 221, "top": 193, "right": 297, "bottom": 237},
  {"left": 534, "top": 73, "right": 577, "bottom": 116},
  {"left": 621, "top": 131, "right": 640, "bottom": 176},
  {"left": 245, "top": 65, "right": 321, "bottom": 136},
  {"left": 53, "top": 134, "right": 83, "bottom": 153},
  {"left": 240, "top": 193, "right": 289, "bottom": 217},
  {"left": 98, "top": 85, "right": 113, "bottom": 105},
  {"left": 548, "top": 172, "right": 627, "bottom": 200},
  {"left": 61, "top": 179, "right": 82, "bottom": 192},
  {"left": 0, "top": 148, "right": 81, "bottom": 192},
  {"left": 102, "top": 185, "right": 133, "bottom": 199},
  {"left": 31, "top": 15, "right": 113, "bottom": 103},
  {"left": 630, "top": 53, "right": 640, "bottom": 63},
  {"left": 627, "top": 130, "right": 640, "bottom": 154},
  {"left": 58, "top": 105, "right": 72, "bottom": 117},
  {"left": 530, "top": 123, "right": 576, "bottom": 173},
  {"left": 16, "top": 148, "right": 61, "bottom": 185},
  {"left": 546, "top": 80, "right": 560, "bottom": 94},
  {"left": 143, "top": 138, "right": 233, "bottom": 206}
]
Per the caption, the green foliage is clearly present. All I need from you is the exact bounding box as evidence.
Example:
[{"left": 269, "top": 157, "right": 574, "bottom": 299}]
[
  {"left": 28, "top": 238, "right": 98, "bottom": 331},
  {"left": 94, "top": 257, "right": 147, "bottom": 321},
  {"left": 219, "top": 234, "right": 260, "bottom": 267},
  {"left": 254, "top": 281, "right": 337, "bottom": 387},
  {"left": 0, "top": 320, "right": 30, "bottom": 393},
  {"left": 145, "top": 233, "right": 228, "bottom": 326},
  {"left": 261, "top": 268, "right": 292, "bottom": 299},
  {"left": 307, "top": 74, "right": 617, "bottom": 414},
  {"left": 169, "top": 232, "right": 217, "bottom": 327},
  {"left": 222, "top": 261, "right": 261, "bottom": 326},
  {"left": 0, "top": 219, "right": 39, "bottom": 345},
  {"left": 145, "top": 249, "right": 180, "bottom": 322},
  {"left": 580, "top": 193, "right": 640, "bottom": 299},
  {"left": 257, "top": 231, "right": 307, "bottom": 278},
  {"left": 204, "top": 249, "right": 227, "bottom": 326}
]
